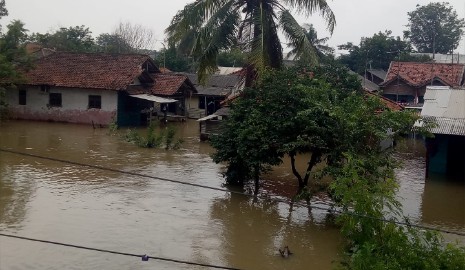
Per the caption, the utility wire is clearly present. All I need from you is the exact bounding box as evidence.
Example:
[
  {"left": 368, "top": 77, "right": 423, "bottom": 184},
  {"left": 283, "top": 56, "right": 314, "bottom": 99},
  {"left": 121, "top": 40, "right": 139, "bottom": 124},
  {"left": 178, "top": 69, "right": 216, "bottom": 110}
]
[
  {"left": 1, "top": 148, "right": 464, "bottom": 237},
  {"left": 0, "top": 233, "right": 241, "bottom": 270}
]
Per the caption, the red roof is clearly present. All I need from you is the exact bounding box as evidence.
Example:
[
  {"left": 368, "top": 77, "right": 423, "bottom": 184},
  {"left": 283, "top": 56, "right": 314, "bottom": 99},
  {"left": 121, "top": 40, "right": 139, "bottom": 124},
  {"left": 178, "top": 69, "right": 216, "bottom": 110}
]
[
  {"left": 127, "top": 73, "right": 195, "bottom": 96},
  {"left": 23, "top": 52, "right": 158, "bottom": 90},
  {"left": 365, "top": 91, "right": 403, "bottom": 111},
  {"left": 151, "top": 74, "right": 193, "bottom": 96},
  {"left": 382, "top": 62, "right": 465, "bottom": 87}
]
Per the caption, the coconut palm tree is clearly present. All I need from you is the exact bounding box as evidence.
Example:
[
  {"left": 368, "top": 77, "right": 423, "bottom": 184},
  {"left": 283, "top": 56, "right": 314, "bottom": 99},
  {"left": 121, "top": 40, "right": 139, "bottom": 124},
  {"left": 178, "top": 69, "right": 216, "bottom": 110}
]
[
  {"left": 165, "top": 0, "right": 335, "bottom": 83},
  {"left": 286, "top": 23, "right": 334, "bottom": 63}
]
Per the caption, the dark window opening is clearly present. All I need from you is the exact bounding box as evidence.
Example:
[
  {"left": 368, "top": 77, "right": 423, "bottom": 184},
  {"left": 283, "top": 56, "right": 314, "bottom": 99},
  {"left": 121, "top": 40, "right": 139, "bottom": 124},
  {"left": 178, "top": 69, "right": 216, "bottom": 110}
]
[
  {"left": 49, "top": 93, "right": 62, "bottom": 107},
  {"left": 19, "top": 89, "right": 27, "bottom": 105},
  {"left": 88, "top": 95, "right": 102, "bottom": 109},
  {"left": 198, "top": 97, "right": 205, "bottom": 109}
]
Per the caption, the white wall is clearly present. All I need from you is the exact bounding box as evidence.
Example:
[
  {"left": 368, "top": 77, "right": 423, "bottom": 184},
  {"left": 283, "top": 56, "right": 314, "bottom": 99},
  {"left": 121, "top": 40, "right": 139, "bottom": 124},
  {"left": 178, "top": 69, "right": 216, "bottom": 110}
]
[{"left": 6, "top": 86, "right": 118, "bottom": 125}]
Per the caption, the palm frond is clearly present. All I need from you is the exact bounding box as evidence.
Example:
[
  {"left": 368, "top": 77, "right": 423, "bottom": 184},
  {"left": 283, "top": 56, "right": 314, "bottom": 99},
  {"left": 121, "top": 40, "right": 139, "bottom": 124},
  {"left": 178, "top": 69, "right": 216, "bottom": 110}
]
[
  {"left": 279, "top": 10, "right": 318, "bottom": 66},
  {"left": 281, "top": 0, "right": 336, "bottom": 34},
  {"left": 192, "top": 1, "right": 240, "bottom": 83}
]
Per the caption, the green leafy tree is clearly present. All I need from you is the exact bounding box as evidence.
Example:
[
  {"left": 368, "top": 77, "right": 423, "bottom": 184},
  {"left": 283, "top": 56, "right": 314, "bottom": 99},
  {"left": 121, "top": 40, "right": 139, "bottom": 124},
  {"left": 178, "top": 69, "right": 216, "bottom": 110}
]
[
  {"left": 210, "top": 65, "right": 417, "bottom": 193},
  {"left": 287, "top": 23, "right": 334, "bottom": 64},
  {"left": 30, "top": 25, "right": 95, "bottom": 52},
  {"left": 95, "top": 33, "right": 133, "bottom": 53},
  {"left": 0, "top": 0, "right": 7, "bottom": 120},
  {"left": 338, "top": 30, "right": 418, "bottom": 74},
  {"left": 0, "top": 20, "right": 32, "bottom": 121},
  {"left": 217, "top": 48, "right": 246, "bottom": 67},
  {"left": 0, "top": 0, "right": 7, "bottom": 33},
  {"left": 166, "top": 0, "right": 336, "bottom": 83},
  {"left": 404, "top": 2, "right": 465, "bottom": 54},
  {"left": 331, "top": 154, "right": 465, "bottom": 269},
  {"left": 154, "top": 45, "right": 191, "bottom": 72}
]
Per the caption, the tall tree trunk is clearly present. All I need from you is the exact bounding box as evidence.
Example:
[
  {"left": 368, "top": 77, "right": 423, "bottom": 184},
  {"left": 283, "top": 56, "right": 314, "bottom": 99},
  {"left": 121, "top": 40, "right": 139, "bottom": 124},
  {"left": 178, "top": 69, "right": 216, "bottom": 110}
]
[
  {"left": 303, "top": 151, "right": 322, "bottom": 186},
  {"left": 290, "top": 152, "right": 305, "bottom": 187}
]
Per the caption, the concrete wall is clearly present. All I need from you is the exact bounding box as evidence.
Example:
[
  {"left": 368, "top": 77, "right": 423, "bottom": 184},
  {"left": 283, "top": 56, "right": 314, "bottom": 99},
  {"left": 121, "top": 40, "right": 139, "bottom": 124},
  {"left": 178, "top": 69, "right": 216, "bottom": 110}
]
[{"left": 6, "top": 86, "right": 118, "bottom": 125}]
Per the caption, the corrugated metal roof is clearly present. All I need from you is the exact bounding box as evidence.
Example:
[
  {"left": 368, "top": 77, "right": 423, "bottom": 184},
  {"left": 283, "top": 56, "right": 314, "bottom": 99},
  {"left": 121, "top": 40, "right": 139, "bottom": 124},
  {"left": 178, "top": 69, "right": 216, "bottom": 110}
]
[
  {"left": 422, "top": 117, "right": 465, "bottom": 136},
  {"left": 421, "top": 87, "right": 465, "bottom": 136}
]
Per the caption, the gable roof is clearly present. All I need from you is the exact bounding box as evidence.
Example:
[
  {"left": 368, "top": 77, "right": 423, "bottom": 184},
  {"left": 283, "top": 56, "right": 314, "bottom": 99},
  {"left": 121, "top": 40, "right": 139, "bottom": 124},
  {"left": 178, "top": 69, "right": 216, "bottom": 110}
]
[
  {"left": 381, "top": 62, "right": 465, "bottom": 88},
  {"left": 366, "top": 69, "right": 387, "bottom": 81},
  {"left": 127, "top": 73, "right": 196, "bottom": 96},
  {"left": 184, "top": 73, "right": 243, "bottom": 89},
  {"left": 365, "top": 91, "right": 403, "bottom": 111},
  {"left": 151, "top": 74, "right": 195, "bottom": 96},
  {"left": 180, "top": 73, "right": 243, "bottom": 96},
  {"left": 22, "top": 52, "right": 159, "bottom": 91},
  {"left": 348, "top": 70, "right": 379, "bottom": 92}
]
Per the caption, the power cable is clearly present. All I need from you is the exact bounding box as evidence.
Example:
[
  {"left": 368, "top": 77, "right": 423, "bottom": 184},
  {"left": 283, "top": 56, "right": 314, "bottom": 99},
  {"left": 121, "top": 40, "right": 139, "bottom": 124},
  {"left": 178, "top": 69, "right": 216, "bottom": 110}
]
[
  {"left": 0, "top": 233, "right": 241, "bottom": 270},
  {"left": 1, "top": 148, "right": 464, "bottom": 237}
]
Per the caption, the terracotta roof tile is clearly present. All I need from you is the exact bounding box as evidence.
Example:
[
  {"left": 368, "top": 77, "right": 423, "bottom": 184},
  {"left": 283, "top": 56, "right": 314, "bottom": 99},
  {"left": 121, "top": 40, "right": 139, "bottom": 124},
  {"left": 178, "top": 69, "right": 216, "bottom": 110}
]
[
  {"left": 382, "top": 62, "right": 465, "bottom": 87},
  {"left": 151, "top": 74, "right": 192, "bottom": 96},
  {"left": 365, "top": 91, "right": 403, "bottom": 111},
  {"left": 23, "top": 52, "right": 156, "bottom": 90}
]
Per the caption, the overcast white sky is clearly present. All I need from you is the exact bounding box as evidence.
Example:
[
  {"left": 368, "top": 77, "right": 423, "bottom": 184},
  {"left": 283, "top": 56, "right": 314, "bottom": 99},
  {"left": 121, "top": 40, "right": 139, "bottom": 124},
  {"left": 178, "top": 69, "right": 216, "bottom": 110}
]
[{"left": 2, "top": 0, "right": 465, "bottom": 54}]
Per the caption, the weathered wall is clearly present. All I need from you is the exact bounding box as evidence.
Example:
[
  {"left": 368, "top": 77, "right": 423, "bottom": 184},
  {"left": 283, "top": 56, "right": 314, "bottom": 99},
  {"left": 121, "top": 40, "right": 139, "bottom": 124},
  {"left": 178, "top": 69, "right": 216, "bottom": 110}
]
[
  {"left": 187, "top": 95, "right": 198, "bottom": 110},
  {"left": 6, "top": 86, "right": 118, "bottom": 125},
  {"left": 382, "top": 83, "right": 426, "bottom": 97}
]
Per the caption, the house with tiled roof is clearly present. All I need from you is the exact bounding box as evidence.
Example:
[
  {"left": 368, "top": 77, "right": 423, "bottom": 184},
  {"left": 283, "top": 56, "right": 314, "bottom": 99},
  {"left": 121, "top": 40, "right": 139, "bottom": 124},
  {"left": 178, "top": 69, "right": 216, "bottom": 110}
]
[
  {"left": 380, "top": 62, "right": 465, "bottom": 106},
  {"left": 5, "top": 52, "right": 196, "bottom": 126}
]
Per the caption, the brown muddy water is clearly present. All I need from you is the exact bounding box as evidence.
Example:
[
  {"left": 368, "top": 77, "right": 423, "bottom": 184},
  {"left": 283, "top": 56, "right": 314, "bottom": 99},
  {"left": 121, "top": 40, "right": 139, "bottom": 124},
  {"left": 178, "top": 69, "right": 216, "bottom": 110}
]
[{"left": 0, "top": 120, "right": 463, "bottom": 270}]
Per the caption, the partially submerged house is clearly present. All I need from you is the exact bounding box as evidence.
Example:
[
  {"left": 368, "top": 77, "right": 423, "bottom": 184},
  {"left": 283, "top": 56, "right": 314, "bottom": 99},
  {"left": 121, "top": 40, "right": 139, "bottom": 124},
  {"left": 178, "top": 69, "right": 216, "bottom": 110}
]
[
  {"left": 197, "top": 107, "right": 230, "bottom": 141},
  {"left": 182, "top": 73, "right": 244, "bottom": 118},
  {"left": 380, "top": 62, "right": 465, "bottom": 107},
  {"left": 6, "top": 52, "right": 196, "bottom": 126},
  {"left": 419, "top": 86, "right": 465, "bottom": 178}
]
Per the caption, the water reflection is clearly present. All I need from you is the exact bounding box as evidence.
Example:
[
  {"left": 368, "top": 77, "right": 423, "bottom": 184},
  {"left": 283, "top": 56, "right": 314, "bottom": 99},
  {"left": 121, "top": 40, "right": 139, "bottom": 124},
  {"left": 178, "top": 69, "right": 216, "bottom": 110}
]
[
  {"left": 0, "top": 153, "right": 35, "bottom": 229},
  {"left": 394, "top": 138, "right": 465, "bottom": 236},
  {"left": 421, "top": 175, "right": 465, "bottom": 231},
  {"left": 210, "top": 192, "right": 342, "bottom": 270},
  {"left": 0, "top": 121, "right": 464, "bottom": 270}
]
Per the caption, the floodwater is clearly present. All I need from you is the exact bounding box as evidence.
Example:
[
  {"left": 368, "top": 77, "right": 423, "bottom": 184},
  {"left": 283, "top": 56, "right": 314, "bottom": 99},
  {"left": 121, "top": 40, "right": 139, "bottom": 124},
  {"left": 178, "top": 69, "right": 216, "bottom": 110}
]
[{"left": 0, "top": 120, "right": 463, "bottom": 270}]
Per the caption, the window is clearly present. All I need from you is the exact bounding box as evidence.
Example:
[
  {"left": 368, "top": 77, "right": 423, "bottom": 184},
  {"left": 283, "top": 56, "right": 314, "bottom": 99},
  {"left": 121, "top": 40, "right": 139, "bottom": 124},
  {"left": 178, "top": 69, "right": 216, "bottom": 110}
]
[
  {"left": 49, "top": 93, "right": 62, "bottom": 107},
  {"left": 18, "top": 89, "right": 27, "bottom": 105},
  {"left": 198, "top": 97, "right": 205, "bottom": 109},
  {"left": 88, "top": 95, "right": 101, "bottom": 109}
]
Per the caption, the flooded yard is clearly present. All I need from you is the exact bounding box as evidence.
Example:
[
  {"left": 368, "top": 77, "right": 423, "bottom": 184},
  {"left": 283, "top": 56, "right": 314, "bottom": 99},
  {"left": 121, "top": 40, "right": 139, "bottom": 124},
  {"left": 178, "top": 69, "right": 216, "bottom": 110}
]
[{"left": 0, "top": 120, "right": 463, "bottom": 269}]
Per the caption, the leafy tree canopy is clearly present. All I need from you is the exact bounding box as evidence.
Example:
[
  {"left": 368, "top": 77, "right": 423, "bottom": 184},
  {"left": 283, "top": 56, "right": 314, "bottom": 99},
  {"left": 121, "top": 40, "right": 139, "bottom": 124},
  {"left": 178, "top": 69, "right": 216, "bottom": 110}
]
[
  {"left": 166, "top": 0, "right": 336, "bottom": 83},
  {"left": 337, "top": 30, "right": 421, "bottom": 74},
  {"left": 153, "top": 44, "right": 191, "bottom": 72},
  {"left": 29, "top": 25, "right": 95, "bottom": 52},
  {"left": 404, "top": 2, "right": 465, "bottom": 54},
  {"left": 217, "top": 48, "right": 246, "bottom": 67},
  {"left": 211, "top": 65, "right": 418, "bottom": 192},
  {"left": 0, "top": 20, "right": 32, "bottom": 121},
  {"left": 0, "top": 0, "right": 7, "bottom": 32},
  {"left": 95, "top": 33, "right": 132, "bottom": 54}
]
